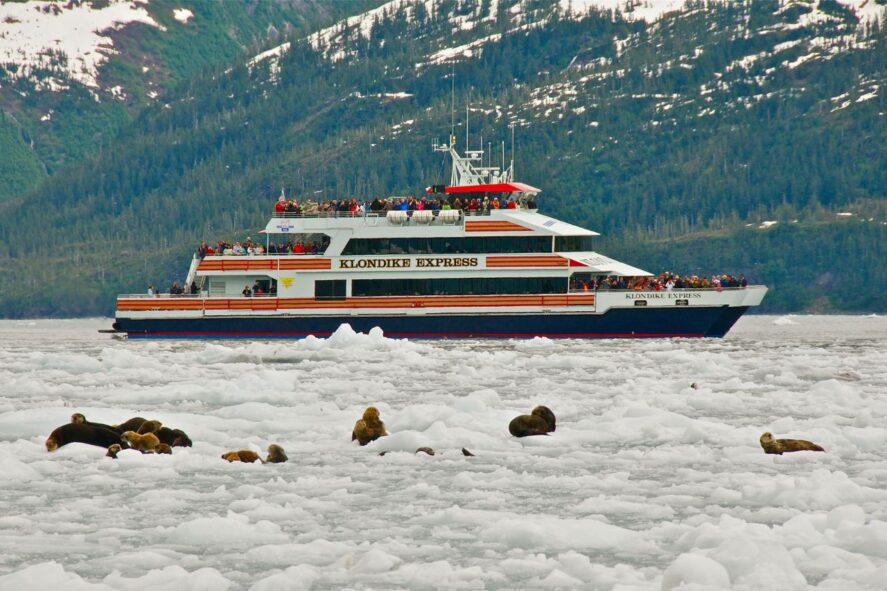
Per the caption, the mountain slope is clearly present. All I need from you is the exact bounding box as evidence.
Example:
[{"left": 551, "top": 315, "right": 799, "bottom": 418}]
[
  {"left": 0, "top": 0, "right": 884, "bottom": 316},
  {"left": 0, "top": 0, "right": 382, "bottom": 199}
]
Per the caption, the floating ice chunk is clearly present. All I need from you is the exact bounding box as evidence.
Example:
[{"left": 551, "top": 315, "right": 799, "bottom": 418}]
[
  {"left": 828, "top": 505, "right": 867, "bottom": 529},
  {"left": 843, "top": 427, "right": 887, "bottom": 451},
  {"left": 0, "top": 561, "right": 113, "bottom": 590},
  {"left": 0, "top": 456, "right": 41, "bottom": 483},
  {"left": 661, "top": 553, "right": 730, "bottom": 590},
  {"left": 245, "top": 541, "right": 354, "bottom": 567},
  {"left": 248, "top": 565, "right": 319, "bottom": 591},
  {"left": 453, "top": 388, "right": 501, "bottom": 412},
  {"left": 352, "top": 547, "right": 402, "bottom": 573},
  {"left": 707, "top": 536, "right": 807, "bottom": 589},
  {"left": 534, "top": 568, "right": 584, "bottom": 588},
  {"left": 102, "top": 565, "right": 232, "bottom": 590},
  {"left": 773, "top": 315, "right": 798, "bottom": 325},
  {"left": 165, "top": 512, "right": 287, "bottom": 546}
]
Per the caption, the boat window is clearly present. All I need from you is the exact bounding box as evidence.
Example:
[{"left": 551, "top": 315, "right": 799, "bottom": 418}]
[
  {"left": 554, "top": 236, "right": 593, "bottom": 252},
  {"left": 315, "top": 280, "right": 346, "bottom": 300},
  {"left": 342, "top": 236, "right": 552, "bottom": 255},
  {"left": 352, "top": 276, "right": 567, "bottom": 297}
]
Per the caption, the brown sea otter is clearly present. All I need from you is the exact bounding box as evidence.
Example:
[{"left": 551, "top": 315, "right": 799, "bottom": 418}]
[
  {"left": 45, "top": 423, "right": 125, "bottom": 452},
  {"left": 760, "top": 432, "right": 825, "bottom": 455},
  {"left": 352, "top": 406, "right": 388, "bottom": 446},
  {"left": 509, "top": 405, "right": 557, "bottom": 438}
]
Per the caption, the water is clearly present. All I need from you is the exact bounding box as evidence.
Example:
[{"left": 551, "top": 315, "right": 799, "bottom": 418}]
[{"left": 0, "top": 315, "right": 885, "bottom": 590}]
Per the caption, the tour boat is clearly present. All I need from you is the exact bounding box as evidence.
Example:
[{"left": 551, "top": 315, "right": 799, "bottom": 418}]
[{"left": 111, "top": 137, "right": 767, "bottom": 339}]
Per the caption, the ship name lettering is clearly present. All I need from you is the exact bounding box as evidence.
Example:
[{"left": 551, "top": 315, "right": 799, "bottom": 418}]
[
  {"left": 339, "top": 258, "right": 411, "bottom": 269},
  {"left": 625, "top": 292, "right": 703, "bottom": 300},
  {"left": 416, "top": 257, "right": 478, "bottom": 268}
]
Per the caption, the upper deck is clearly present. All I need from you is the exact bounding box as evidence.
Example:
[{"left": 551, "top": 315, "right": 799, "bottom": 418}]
[{"left": 263, "top": 207, "right": 599, "bottom": 238}]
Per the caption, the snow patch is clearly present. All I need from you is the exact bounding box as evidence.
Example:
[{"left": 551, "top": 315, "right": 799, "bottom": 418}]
[
  {"left": 173, "top": 8, "right": 193, "bottom": 24},
  {"left": 0, "top": 0, "right": 162, "bottom": 90}
]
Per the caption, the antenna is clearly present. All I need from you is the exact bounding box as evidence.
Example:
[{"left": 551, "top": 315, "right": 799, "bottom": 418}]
[
  {"left": 501, "top": 140, "right": 505, "bottom": 176},
  {"left": 510, "top": 122, "right": 515, "bottom": 180},
  {"left": 450, "top": 62, "right": 455, "bottom": 143},
  {"left": 465, "top": 92, "right": 470, "bottom": 152}
]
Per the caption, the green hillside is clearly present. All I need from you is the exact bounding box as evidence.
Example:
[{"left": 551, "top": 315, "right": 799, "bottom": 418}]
[
  {"left": 0, "top": 0, "right": 381, "bottom": 195},
  {"left": 0, "top": 0, "right": 885, "bottom": 317}
]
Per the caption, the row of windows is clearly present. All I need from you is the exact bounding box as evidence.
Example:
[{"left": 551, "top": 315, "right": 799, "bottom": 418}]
[
  {"left": 342, "top": 236, "right": 552, "bottom": 255},
  {"left": 351, "top": 277, "right": 567, "bottom": 297},
  {"left": 554, "top": 236, "right": 594, "bottom": 252}
]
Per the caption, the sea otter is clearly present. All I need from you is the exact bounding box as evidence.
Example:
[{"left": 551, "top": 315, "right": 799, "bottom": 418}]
[
  {"left": 137, "top": 420, "right": 163, "bottom": 435},
  {"left": 71, "top": 413, "right": 121, "bottom": 433},
  {"left": 760, "top": 432, "right": 825, "bottom": 455},
  {"left": 415, "top": 447, "right": 435, "bottom": 456},
  {"left": 106, "top": 444, "right": 122, "bottom": 459},
  {"left": 221, "top": 450, "right": 261, "bottom": 463},
  {"left": 265, "top": 444, "right": 288, "bottom": 463},
  {"left": 114, "top": 417, "right": 148, "bottom": 433},
  {"left": 45, "top": 423, "right": 125, "bottom": 452},
  {"left": 531, "top": 406, "right": 556, "bottom": 432},
  {"left": 156, "top": 427, "right": 193, "bottom": 448},
  {"left": 154, "top": 443, "right": 173, "bottom": 455},
  {"left": 509, "top": 405, "right": 557, "bottom": 437},
  {"left": 120, "top": 430, "right": 160, "bottom": 453},
  {"left": 352, "top": 406, "right": 388, "bottom": 446}
]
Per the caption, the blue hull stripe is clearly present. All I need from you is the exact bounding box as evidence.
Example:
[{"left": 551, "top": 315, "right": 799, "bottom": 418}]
[{"left": 115, "top": 307, "right": 749, "bottom": 339}]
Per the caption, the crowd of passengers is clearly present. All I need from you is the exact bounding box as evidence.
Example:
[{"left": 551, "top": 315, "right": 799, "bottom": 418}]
[
  {"left": 570, "top": 272, "right": 748, "bottom": 292},
  {"left": 197, "top": 237, "right": 330, "bottom": 257},
  {"left": 273, "top": 194, "right": 538, "bottom": 216}
]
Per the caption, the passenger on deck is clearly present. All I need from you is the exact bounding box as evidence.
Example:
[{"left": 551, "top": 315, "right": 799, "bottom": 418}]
[
  {"left": 252, "top": 281, "right": 263, "bottom": 296},
  {"left": 242, "top": 285, "right": 252, "bottom": 297},
  {"left": 527, "top": 196, "right": 538, "bottom": 209}
]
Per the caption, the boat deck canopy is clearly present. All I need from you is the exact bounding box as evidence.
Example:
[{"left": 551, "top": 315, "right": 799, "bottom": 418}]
[
  {"left": 435, "top": 182, "right": 542, "bottom": 194},
  {"left": 560, "top": 252, "right": 652, "bottom": 276}
]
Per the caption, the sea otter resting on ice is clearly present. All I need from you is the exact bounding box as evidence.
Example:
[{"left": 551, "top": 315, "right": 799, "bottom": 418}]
[
  {"left": 156, "top": 427, "right": 193, "bottom": 448},
  {"left": 760, "top": 432, "right": 825, "bottom": 455},
  {"left": 137, "top": 420, "right": 163, "bottom": 435},
  {"left": 508, "top": 405, "right": 557, "bottom": 437},
  {"left": 120, "top": 430, "right": 160, "bottom": 453},
  {"left": 222, "top": 450, "right": 262, "bottom": 463},
  {"left": 114, "top": 417, "right": 148, "bottom": 433},
  {"left": 70, "top": 413, "right": 121, "bottom": 433},
  {"left": 45, "top": 423, "right": 125, "bottom": 452},
  {"left": 265, "top": 444, "right": 288, "bottom": 463},
  {"left": 352, "top": 406, "right": 388, "bottom": 446}
]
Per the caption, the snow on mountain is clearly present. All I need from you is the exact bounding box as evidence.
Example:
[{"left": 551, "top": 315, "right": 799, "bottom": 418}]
[
  {"left": 172, "top": 8, "right": 194, "bottom": 24},
  {"left": 559, "top": 0, "right": 688, "bottom": 22},
  {"left": 0, "top": 0, "right": 162, "bottom": 91}
]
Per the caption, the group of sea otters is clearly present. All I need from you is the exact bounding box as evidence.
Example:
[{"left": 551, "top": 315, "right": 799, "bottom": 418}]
[
  {"left": 45, "top": 413, "right": 287, "bottom": 463},
  {"left": 44, "top": 404, "right": 825, "bottom": 459}
]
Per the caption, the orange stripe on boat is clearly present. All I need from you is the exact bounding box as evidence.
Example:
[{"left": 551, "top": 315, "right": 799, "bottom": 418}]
[
  {"left": 486, "top": 256, "right": 568, "bottom": 268},
  {"left": 279, "top": 259, "right": 331, "bottom": 270},
  {"left": 465, "top": 221, "right": 531, "bottom": 232}
]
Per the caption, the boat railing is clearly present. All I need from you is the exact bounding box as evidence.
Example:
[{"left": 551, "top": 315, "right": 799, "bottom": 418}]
[
  {"left": 270, "top": 209, "right": 532, "bottom": 225},
  {"left": 120, "top": 287, "right": 752, "bottom": 300},
  {"left": 568, "top": 286, "right": 750, "bottom": 293}
]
